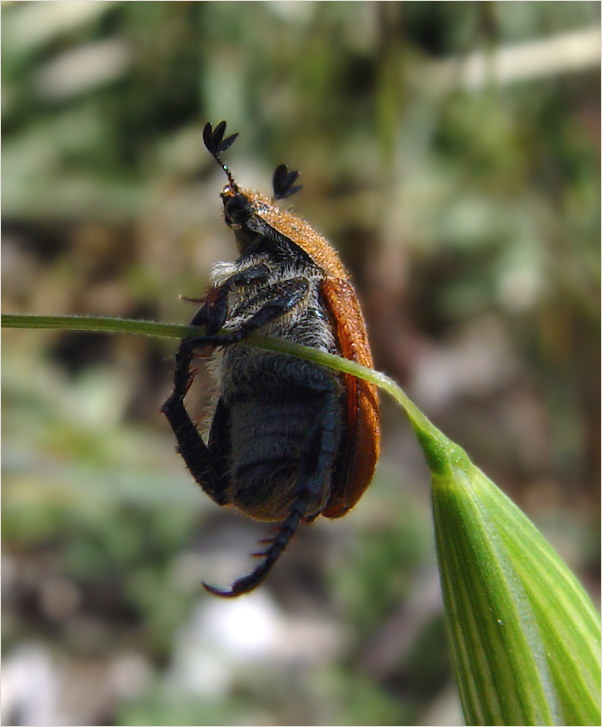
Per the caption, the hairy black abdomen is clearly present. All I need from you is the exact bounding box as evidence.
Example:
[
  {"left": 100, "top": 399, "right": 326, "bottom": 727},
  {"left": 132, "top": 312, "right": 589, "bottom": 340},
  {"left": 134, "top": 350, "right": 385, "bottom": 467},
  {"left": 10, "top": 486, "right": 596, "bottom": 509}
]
[{"left": 224, "top": 382, "right": 342, "bottom": 521}]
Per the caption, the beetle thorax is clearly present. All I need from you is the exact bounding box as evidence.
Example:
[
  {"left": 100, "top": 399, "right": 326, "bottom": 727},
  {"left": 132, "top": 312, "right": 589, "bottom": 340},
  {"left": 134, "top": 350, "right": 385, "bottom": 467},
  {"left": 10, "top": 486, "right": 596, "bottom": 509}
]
[{"left": 209, "top": 254, "right": 339, "bottom": 352}]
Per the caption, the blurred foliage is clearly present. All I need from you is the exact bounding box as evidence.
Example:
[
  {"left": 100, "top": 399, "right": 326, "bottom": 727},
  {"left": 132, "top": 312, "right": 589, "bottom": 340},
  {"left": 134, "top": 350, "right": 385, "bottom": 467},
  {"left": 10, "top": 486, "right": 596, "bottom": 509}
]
[{"left": 2, "top": 2, "right": 599, "bottom": 725}]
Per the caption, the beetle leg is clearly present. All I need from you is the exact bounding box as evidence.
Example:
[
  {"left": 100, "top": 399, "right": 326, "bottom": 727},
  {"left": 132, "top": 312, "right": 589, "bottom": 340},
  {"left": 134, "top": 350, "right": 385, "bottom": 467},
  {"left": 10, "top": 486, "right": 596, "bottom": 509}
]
[
  {"left": 196, "top": 263, "right": 271, "bottom": 335},
  {"left": 161, "top": 352, "right": 230, "bottom": 505},
  {"left": 162, "top": 277, "right": 310, "bottom": 506},
  {"left": 203, "top": 382, "right": 339, "bottom": 598},
  {"left": 164, "top": 278, "right": 310, "bottom": 434},
  {"left": 178, "top": 278, "right": 310, "bottom": 352}
]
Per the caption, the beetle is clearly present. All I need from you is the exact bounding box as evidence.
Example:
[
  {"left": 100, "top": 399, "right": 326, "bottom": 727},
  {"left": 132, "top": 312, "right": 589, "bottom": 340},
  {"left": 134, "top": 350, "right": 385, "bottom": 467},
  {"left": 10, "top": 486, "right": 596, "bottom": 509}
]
[{"left": 162, "top": 121, "right": 380, "bottom": 597}]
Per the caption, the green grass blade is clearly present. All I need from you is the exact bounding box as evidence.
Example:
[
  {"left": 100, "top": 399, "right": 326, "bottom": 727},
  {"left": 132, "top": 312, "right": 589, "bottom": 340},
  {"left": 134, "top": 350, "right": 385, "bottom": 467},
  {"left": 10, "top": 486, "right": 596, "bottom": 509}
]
[{"left": 429, "top": 443, "right": 600, "bottom": 726}]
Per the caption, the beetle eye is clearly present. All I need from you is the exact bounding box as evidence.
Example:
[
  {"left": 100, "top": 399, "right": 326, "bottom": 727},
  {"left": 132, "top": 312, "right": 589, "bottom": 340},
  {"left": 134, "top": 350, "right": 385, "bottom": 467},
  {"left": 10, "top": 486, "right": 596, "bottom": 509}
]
[{"left": 223, "top": 193, "right": 250, "bottom": 225}]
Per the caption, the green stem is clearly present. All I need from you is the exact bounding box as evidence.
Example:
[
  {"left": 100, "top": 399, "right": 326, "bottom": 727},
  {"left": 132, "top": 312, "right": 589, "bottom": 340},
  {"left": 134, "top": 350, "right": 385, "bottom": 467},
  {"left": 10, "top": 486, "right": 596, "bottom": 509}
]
[
  {"left": 2, "top": 311, "right": 455, "bottom": 472},
  {"left": 1, "top": 313, "right": 188, "bottom": 339}
]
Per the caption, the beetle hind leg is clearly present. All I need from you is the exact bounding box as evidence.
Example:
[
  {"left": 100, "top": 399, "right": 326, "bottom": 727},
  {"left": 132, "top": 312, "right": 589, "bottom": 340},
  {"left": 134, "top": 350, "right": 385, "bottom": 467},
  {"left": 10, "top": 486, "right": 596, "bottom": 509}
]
[
  {"left": 202, "top": 495, "right": 309, "bottom": 598},
  {"left": 202, "top": 384, "right": 340, "bottom": 598}
]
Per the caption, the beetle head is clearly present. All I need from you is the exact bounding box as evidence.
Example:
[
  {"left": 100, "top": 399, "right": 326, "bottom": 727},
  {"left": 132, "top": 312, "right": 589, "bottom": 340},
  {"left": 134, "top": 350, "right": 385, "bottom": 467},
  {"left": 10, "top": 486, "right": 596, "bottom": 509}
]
[
  {"left": 203, "top": 120, "right": 304, "bottom": 253},
  {"left": 220, "top": 185, "right": 260, "bottom": 252},
  {"left": 221, "top": 186, "right": 250, "bottom": 225}
]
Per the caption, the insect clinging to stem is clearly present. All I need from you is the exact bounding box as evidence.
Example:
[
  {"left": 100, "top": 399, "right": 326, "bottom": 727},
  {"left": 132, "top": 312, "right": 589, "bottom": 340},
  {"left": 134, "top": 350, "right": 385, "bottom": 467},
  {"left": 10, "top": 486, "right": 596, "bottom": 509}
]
[{"left": 162, "top": 121, "right": 380, "bottom": 597}]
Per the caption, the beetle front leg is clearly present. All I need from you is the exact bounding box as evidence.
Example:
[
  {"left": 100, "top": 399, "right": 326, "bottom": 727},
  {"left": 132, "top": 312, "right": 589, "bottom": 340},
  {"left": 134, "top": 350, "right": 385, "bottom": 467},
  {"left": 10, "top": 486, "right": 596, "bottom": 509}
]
[
  {"left": 179, "top": 277, "right": 310, "bottom": 353},
  {"left": 164, "top": 277, "right": 310, "bottom": 456},
  {"left": 162, "top": 276, "right": 310, "bottom": 506},
  {"left": 161, "top": 357, "right": 230, "bottom": 505},
  {"left": 190, "top": 263, "right": 271, "bottom": 335}
]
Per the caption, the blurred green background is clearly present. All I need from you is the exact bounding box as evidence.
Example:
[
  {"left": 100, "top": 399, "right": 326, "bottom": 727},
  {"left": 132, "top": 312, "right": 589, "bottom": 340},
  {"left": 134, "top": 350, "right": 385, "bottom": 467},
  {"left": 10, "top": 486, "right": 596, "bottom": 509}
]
[{"left": 2, "top": 2, "right": 600, "bottom": 725}]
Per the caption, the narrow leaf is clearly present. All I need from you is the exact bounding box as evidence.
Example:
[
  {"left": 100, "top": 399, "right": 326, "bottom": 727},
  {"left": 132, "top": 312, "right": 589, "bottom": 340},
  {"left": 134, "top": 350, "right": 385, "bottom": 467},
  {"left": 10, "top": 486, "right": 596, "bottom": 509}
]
[{"left": 429, "top": 443, "right": 600, "bottom": 725}]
